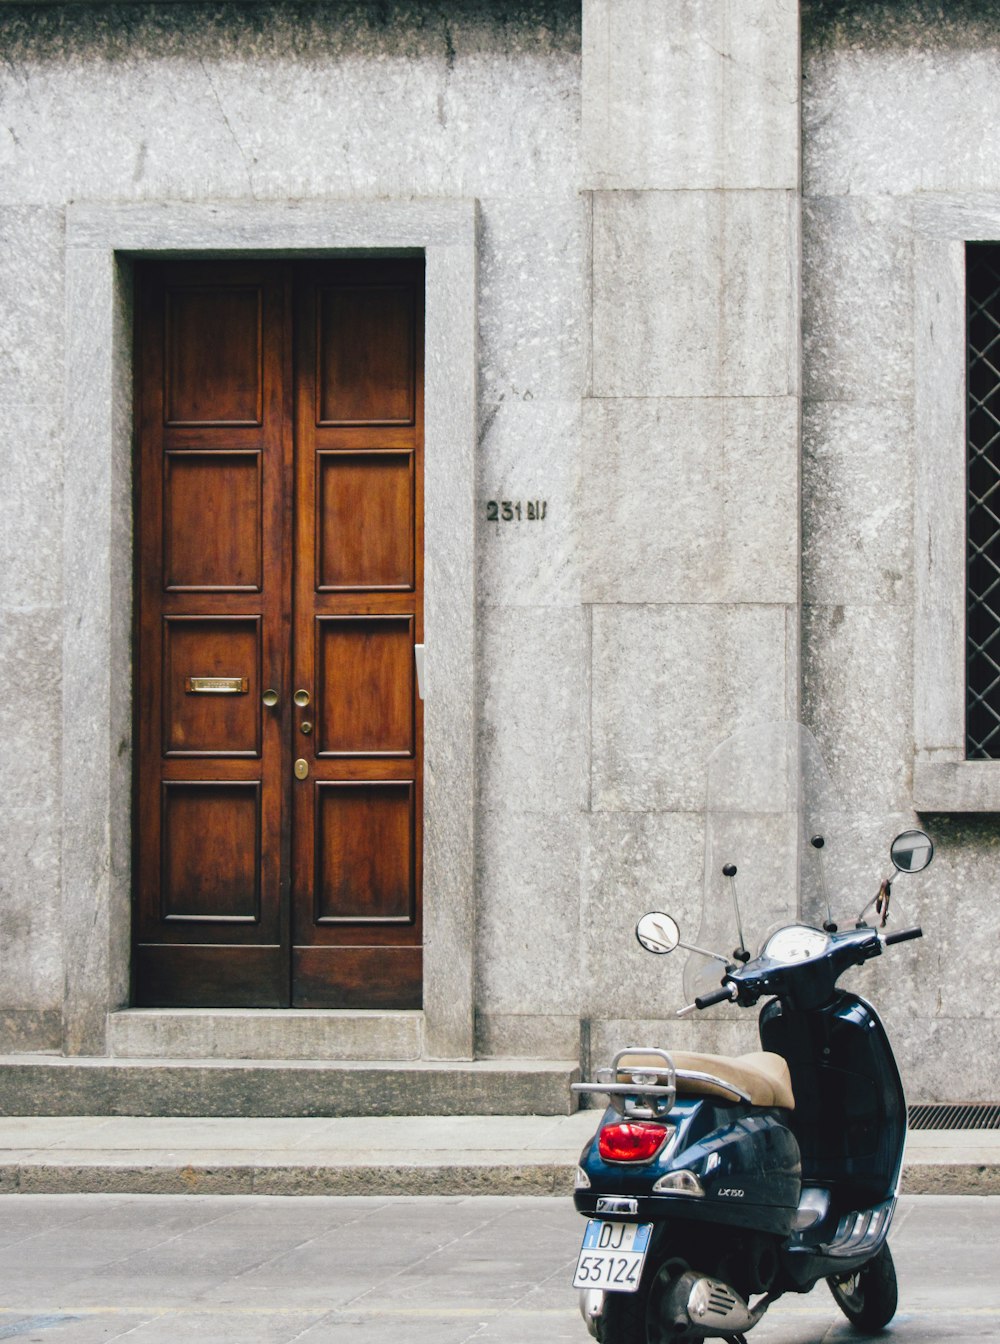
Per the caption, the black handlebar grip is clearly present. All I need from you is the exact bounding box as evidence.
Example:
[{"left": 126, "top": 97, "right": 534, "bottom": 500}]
[
  {"left": 695, "top": 985, "right": 735, "bottom": 1010},
  {"left": 884, "top": 926, "right": 923, "bottom": 945}
]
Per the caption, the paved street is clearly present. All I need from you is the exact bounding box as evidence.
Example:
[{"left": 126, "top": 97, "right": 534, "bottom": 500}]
[{"left": 0, "top": 1195, "right": 995, "bottom": 1343}]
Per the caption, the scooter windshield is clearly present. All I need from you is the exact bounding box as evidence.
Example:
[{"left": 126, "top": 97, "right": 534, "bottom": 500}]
[{"left": 684, "top": 722, "right": 900, "bottom": 1003}]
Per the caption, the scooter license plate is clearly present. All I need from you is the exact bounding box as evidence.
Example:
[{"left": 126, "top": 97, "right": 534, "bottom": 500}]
[{"left": 572, "top": 1219, "right": 652, "bottom": 1293}]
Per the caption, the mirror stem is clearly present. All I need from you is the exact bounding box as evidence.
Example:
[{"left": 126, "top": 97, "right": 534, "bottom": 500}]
[{"left": 722, "top": 864, "right": 750, "bottom": 961}]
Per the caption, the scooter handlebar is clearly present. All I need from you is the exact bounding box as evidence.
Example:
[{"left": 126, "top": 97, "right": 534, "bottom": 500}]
[
  {"left": 694, "top": 983, "right": 738, "bottom": 1010},
  {"left": 883, "top": 925, "right": 923, "bottom": 946}
]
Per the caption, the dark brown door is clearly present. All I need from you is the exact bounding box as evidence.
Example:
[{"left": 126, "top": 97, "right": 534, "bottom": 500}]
[{"left": 133, "top": 259, "right": 424, "bottom": 1009}]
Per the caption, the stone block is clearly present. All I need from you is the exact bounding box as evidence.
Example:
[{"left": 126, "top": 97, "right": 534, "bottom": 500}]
[
  {"left": 478, "top": 400, "right": 582, "bottom": 609},
  {"left": 0, "top": 208, "right": 64, "bottom": 404},
  {"left": 0, "top": 6, "right": 580, "bottom": 206},
  {"left": 475, "top": 1013, "right": 581, "bottom": 1060},
  {"left": 591, "top": 604, "right": 791, "bottom": 812},
  {"left": 580, "top": 812, "right": 706, "bottom": 1019},
  {"left": 0, "top": 1058, "right": 581, "bottom": 1118},
  {"left": 803, "top": 6, "right": 1000, "bottom": 196},
  {"left": 801, "top": 602, "right": 913, "bottom": 813},
  {"left": 0, "top": 403, "right": 63, "bottom": 611},
  {"left": 802, "top": 398, "right": 913, "bottom": 606},
  {"left": 583, "top": 0, "right": 799, "bottom": 191},
  {"left": 803, "top": 195, "right": 913, "bottom": 403},
  {"left": 0, "top": 612, "right": 63, "bottom": 1017},
  {"left": 582, "top": 396, "right": 798, "bottom": 604},
  {"left": 478, "top": 195, "right": 585, "bottom": 406},
  {"left": 476, "top": 813, "right": 582, "bottom": 1017},
  {"left": 477, "top": 607, "right": 586, "bottom": 814},
  {"left": 592, "top": 190, "right": 798, "bottom": 398},
  {"left": 107, "top": 1010, "right": 423, "bottom": 1062}
]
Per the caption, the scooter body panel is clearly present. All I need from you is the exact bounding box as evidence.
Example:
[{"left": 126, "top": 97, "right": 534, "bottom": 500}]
[
  {"left": 574, "top": 1097, "right": 800, "bottom": 1237},
  {"left": 759, "top": 989, "right": 905, "bottom": 1288}
]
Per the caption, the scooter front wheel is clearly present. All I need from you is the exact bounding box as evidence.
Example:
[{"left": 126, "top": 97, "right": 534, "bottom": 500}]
[{"left": 827, "top": 1242, "right": 898, "bottom": 1332}]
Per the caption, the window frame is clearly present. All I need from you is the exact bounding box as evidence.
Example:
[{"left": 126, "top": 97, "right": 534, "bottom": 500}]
[{"left": 914, "top": 203, "right": 1000, "bottom": 809}]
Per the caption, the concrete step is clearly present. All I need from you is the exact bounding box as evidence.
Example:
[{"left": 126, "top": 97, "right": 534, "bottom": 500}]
[
  {"left": 0, "top": 1056, "right": 581, "bottom": 1119},
  {"left": 107, "top": 1008, "right": 423, "bottom": 1061}
]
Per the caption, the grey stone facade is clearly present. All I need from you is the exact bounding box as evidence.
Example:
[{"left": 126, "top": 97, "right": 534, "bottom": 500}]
[{"left": 1, "top": 0, "right": 998, "bottom": 1104}]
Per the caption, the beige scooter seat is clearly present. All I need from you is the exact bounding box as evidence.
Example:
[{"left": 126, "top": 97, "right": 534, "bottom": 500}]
[{"left": 617, "top": 1050, "right": 795, "bottom": 1110}]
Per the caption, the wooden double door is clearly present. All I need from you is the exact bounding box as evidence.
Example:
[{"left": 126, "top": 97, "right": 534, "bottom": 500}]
[{"left": 133, "top": 259, "right": 424, "bottom": 1009}]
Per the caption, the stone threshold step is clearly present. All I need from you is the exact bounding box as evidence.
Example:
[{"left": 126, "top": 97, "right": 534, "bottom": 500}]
[
  {"left": 107, "top": 1008, "right": 423, "bottom": 1062},
  {"left": 0, "top": 1056, "right": 581, "bottom": 1118}
]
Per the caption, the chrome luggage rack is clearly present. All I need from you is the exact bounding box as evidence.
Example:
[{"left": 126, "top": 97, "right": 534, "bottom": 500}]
[{"left": 572, "top": 1047, "right": 751, "bottom": 1120}]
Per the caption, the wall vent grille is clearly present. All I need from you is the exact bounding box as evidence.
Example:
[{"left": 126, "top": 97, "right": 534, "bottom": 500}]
[{"left": 908, "top": 1103, "right": 1000, "bottom": 1130}]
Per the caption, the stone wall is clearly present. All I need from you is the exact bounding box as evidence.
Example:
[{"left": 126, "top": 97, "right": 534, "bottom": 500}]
[
  {"left": 801, "top": 0, "right": 1000, "bottom": 1099},
  {"left": 2, "top": 0, "right": 998, "bottom": 1102},
  {"left": 0, "top": 1, "right": 583, "bottom": 1055}
]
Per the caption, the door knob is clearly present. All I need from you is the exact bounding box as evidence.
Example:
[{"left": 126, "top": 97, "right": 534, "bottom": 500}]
[
  {"left": 293, "top": 689, "right": 311, "bottom": 708},
  {"left": 262, "top": 689, "right": 279, "bottom": 708}
]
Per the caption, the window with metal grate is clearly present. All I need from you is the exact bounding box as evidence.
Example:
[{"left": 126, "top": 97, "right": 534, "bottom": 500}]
[{"left": 966, "top": 244, "right": 1000, "bottom": 757}]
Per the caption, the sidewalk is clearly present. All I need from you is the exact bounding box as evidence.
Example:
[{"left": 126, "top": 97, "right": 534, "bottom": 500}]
[{"left": 0, "top": 1113, "right": 997, "bottom": 1196}]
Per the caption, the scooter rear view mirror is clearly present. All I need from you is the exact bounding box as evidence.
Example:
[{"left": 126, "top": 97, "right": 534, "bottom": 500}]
[
  {"left": 889, "top": 829, "right": 934, "bottom": 874},
  {"left": 635, "top": 913, "right": 732, "bottom": 967},
  {"left": 636, "top": 912, "right": 680, "bottom": 954}
]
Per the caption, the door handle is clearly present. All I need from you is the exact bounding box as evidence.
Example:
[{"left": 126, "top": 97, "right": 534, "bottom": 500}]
[
  {"left": 414, "top": 644, "right": 425, "bottom": 701},
  {"left": 262, "top": 688, "right": 279, "bottom": 708}
]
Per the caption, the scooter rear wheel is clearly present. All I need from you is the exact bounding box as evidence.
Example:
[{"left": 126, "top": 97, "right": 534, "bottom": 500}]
[
  {"left": 827, "top": 1242, "right": 898, "bottom": 1332},
  {"left": 596, "top": 1259, "right": 697, "bottom": 1344},
  {"left": 595, "top": 1286, "right": 647, "bottom": 1344}
]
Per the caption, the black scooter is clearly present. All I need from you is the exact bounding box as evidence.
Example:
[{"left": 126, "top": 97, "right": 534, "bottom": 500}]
[{"left": 570, "top": 723, "right": 932, "bottom": 1344}]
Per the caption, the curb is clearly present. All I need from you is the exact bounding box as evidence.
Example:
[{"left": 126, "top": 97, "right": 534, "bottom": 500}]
[
  {"left": 899, "top": 1164, "right": 1000, "bottom": 1196},
  {"left": 0, "top": 1161, "right": 997, "bottom": 1197},
  {"left": 0, "top": 1162, "right": 574, "bottom": 1197}
]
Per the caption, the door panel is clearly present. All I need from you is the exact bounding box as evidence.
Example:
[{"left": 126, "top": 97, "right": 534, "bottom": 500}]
[
  {"left": 133, "top": 258, "right": 424, "bottom": 1010},
  {"left": 161, "top": 782, "right": 261, "bottom": 922},
  {"left": 316, "top": 284, "right": 416, "bottom": 426},
  {"left": 317, "top": 453, "right": 414, "bottom": 590},
  {"left": 315, "top": 616, "right": 415, "bottom": 756},
  {"left": 134, "top": 262, "right": 289, "bottom": 1007},
  {"left": 165, "top": 285, "right": 263, "bottom": 426},
  {"left": 164, "top": 452, "right": 262, "bottom": 591},
  {"left": 291, "top": 260, "right": 424, "bottom": 1008},
  {"left": 162, "top": 617, "right": 261, "bottom": 756},
  {"left": 314, "top": 782, "right": 415, "bottom": 922}
]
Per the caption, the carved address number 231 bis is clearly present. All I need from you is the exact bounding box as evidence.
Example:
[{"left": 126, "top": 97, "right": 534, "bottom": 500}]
[{"left": 485, "top": 500, "right": 548, "bottom": 522}]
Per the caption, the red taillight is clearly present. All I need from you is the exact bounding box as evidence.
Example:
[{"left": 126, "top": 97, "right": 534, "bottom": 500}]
[{"left": 598, "top": 1121, "right": 669, "bottom": 1163}]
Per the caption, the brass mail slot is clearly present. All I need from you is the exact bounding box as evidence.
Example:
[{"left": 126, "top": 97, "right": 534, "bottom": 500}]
[{"left": 185, "top": 677, "right": 249, "bottom": 695}]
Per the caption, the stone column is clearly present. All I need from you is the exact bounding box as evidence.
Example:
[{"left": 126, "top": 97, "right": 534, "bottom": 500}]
[{"left": 579, "top": 0, "right": 801, "bottom": 1053}]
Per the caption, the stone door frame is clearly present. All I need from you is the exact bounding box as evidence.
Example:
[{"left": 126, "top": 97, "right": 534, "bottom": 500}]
[{"left": 62, "top": 200, "right": 478, "bottom": 1059}]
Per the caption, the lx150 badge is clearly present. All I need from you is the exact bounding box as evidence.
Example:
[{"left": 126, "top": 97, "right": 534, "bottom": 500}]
[{"left": 716, "top": 1188, "right": 745, "bottom": 1198}]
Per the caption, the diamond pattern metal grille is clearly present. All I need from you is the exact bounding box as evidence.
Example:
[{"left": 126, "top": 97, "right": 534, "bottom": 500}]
[{"left": 966, "top": 245, "right": 1000, "bottom": 757}]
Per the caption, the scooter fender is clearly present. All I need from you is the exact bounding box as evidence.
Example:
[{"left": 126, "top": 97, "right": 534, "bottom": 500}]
[{"left": 574, "top": 1098, "right": 801, "bottom": 1238}]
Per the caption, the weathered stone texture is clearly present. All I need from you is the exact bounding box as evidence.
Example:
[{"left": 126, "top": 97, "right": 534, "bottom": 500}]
[
  {"left": 802, "top": 1, "right": 1000, "bottom": 1098},
  {"left": 582, "top": 396, "right": 799, "bottom": 605},
  {"left": 591, "top": 605, "right": 790, "bottom": 814},
  {"left": 475, "top": 811, "right": 582, "bottom": 1017},
  {"left": 802, "top": 399, "right": 913, "bottom": 608},
  {"left": 0, "top": 3, "right": 582, "bottom": 1060},
  {"left": 583, "top": 0, "right": 799, "bottom": 192},
  {"left": 591, "top": 189, "right": 799, "bottom": 399},
  {"left": 803, "top": 1, "right": 1000, "bottom": 197}
]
